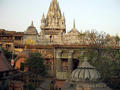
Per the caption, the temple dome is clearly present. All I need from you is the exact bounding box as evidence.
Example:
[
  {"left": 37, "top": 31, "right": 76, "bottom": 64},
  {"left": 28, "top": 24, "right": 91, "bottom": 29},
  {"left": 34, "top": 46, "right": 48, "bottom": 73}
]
[
  {"left": 68, "top": 28, "right": 80, "bottom": 35},
  {"left": 71, "top": 57, "right": 101, "bottom": 82},
  {"left": 25, "top": 21, "right": 38, "bottom": 35},
  {"left": 68, "top": 20, "right": 80, "bottom": 35}
]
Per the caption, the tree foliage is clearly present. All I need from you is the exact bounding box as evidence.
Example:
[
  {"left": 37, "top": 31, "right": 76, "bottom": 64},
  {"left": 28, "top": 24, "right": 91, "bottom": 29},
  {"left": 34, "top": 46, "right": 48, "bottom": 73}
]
[
  {"left": 2, "top": 48, "right": 17, "bottom": 62},
  {"left": 24, "top": 83, "right": 36, "bottom": 90},
  {"left": 25, "top": 52, "right": 47, "bottom": 76},
  {"left": 79, "top": 49, "right": 120, "bottom": 90}
]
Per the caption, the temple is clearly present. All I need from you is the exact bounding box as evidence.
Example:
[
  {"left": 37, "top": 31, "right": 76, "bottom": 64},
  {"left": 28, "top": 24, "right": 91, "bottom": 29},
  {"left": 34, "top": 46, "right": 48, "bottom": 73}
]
[
  {"left": 40, "top": 0, "right": 66, "bottom": 35},
  {"left": 0, "top": 0, "right": 118, "bottom": 89}
]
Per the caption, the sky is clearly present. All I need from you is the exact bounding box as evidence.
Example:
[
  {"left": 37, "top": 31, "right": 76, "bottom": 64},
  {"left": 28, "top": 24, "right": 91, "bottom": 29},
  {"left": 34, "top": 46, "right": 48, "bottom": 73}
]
[{"left": 0, "top": 0, "right": 120, "bottom": 35}]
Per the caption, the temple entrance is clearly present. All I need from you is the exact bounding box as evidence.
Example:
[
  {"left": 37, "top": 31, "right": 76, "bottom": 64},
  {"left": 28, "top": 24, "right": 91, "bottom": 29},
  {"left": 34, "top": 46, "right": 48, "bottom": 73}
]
[
  {"left": 62, "top": 59, "right": 68, "bottom": 72},
  {"left": 73, "top": 59, "right": 79, "bottom": 70}
]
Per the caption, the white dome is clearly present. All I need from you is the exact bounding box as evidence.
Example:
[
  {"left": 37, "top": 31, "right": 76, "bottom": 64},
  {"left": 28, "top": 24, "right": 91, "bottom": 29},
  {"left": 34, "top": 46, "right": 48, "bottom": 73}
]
[
  {"left": 71, "top": 58, "right": 101, "bottom": 82},
  {"left": 25, "top": 22, "right": 38, "bottom": 35}
]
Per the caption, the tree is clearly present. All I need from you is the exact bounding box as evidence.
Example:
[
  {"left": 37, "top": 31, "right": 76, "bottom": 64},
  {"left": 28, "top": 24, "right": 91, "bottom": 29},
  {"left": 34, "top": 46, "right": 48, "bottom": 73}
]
[
  {"left": 24, "top": 83, "right": 36, "bottom": 90},
  {"left": 78, "top": 49, "right": 120, "bottom": 90},
  {"left": 78, "top": 30, "right": 120, "bottom": 90},
  {"left": 115, "top": 34, "right": 120, "bottom": 47},
  {"left": 25, "top": 52, "right": 47, "bottom": 76},
  {"left": 2, "top": 48, "right": 16, "bottom": 62},
  {"left": 87, "top": 30, "right": 107, "bottom": 61}
]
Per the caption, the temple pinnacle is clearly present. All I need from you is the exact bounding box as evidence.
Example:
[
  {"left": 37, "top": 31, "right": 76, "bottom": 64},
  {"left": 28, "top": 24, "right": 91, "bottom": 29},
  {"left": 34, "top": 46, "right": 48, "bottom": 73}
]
[
  {"left": 31, "top": 21, "right": 34, "bottom": 26},
  {"left": 73, "top": 19, "right": 76, "bottom": 29},
  {"left": 42, "top": 13, "right": 45, "bottom": 20}
]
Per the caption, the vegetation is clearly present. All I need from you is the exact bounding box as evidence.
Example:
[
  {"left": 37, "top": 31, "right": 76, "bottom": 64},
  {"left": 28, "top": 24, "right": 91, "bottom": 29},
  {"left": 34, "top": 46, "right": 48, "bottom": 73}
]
[
  {"left": 79, "top": 48, "right": 120, "bottom": 90},
  {"left": 78, "top": 30, "right": 120, "bottom": 89},
  {"left": 22, "top": 52, "right": 48, "bottom": 89},
  {"left": 24, "top": 83, "right": 36, "bottom": 90},
  {"left": 2, "top": 48, "right": 17, "bottom": 62},
  {"left": 25, "top": 52, "right": 47, "bottom": 76}
]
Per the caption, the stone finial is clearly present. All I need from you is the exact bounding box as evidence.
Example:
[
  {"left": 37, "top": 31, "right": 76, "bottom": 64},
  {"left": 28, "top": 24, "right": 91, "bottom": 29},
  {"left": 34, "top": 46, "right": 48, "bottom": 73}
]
[
  {"left": 53, "top": 0, "right": 57, "bottom": 3},
  {"left": 61, "top": 13, "right": 65, "bottom": 23},
  {"left": 41, "top": 13, "right": 45, "bottom": 21},
  {"left": 73, "top": 19, "right": 76, "bottom": 29},
  {"left": 62, "top": 13, "right": 65, "bottom": 19},
  {"left": 42, "top": 13, "right": 45, "bottom": 19},
  {"left": 31, "top": 21, "right": 34, "bottom": 26}
]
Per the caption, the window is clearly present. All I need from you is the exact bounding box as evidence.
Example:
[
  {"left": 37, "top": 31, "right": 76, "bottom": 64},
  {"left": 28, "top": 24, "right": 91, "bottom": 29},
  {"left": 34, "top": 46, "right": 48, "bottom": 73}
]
[
  {"left": 15, "top": 36, "right": 21, "bottom": 40},
  {"left": 6, "top": 44, "right": 11, "bottom": 48}
]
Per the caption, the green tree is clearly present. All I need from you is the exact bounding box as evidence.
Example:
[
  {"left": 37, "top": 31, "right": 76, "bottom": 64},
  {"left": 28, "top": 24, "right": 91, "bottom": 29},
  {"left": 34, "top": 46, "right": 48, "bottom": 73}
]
[
  {"left": 25, "top": 52, "right": 47, "bottom": 76},
  {"left": 24, "top": 84, "right": 36, "bottom": 90},
  {"left": 78, "top": 49, "right": 120, "bottom": 90},
  {"left": 2, "top": 48, "right": 16, "bottom": 62},
  {"left": 115, "top": 35, "right": 120, "bottom": 47}
]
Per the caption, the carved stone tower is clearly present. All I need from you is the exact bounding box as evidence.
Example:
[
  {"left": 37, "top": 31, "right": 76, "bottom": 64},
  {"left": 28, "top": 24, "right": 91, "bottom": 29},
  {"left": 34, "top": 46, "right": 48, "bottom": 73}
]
[{"left": 40, "top": 0, "right": 66, "bottom": 35}]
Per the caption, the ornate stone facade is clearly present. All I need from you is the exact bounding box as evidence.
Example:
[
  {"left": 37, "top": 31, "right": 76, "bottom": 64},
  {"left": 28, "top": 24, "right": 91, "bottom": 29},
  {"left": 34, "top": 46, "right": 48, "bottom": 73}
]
[
  {"left": 0, "top": 0, "right": 119, "bottom": 89},
  {"left": 23, "top": 0, "right": 81, "bottom": 45},
  {"left": 21, "top": 0, "right": 120, "bottom": 80},
  {"left": 40, "top": 0, "right": 66, "bottom": 35}
]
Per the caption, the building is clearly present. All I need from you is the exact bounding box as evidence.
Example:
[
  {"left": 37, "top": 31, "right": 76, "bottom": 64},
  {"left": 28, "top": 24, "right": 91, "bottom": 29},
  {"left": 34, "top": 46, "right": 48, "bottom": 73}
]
[
  {"left": 0, "top": 29, "right": 23, "bottom": 54},
  {"left": 13, "top": 0, "right": 120, "bottom": 88},
  {"left": 62, "top": 57, "right": 112, "bottom": 90},
  {"left": 0, "top": 47, "right": 12, "bottom": 72},
  {"left": 0, "top": 0, "right": 120, "bottom": 89},
  {"left": 0, "top": 47, "right": 24, "bottom": 90}
]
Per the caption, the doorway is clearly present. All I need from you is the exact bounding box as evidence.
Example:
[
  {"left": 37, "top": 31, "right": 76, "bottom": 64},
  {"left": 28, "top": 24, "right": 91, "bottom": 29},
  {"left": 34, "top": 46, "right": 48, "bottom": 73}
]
[{"left": 73, "top": 59, "right": 79, "bottom": 70}]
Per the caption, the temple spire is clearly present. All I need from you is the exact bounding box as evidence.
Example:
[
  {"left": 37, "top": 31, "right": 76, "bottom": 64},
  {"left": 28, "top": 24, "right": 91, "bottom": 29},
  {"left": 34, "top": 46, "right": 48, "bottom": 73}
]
[
  {"left": 42, "top": 13, "right": 45, "bottom": 18},
  {"left": 31, "top": 21, "right": 34, "bottom": 26},
  {"left": 40, "top": 0, "right": 66, "bottom": 34},
  {"left": 41, "top": 13, "right": 45, "bottom": 21},
  {"left": 63, "top": 13, "right": 65, "bottom": 18},
  {"left": 53, "top": 0, "right": 57, "bottom": 3},
  {"left": 62, "top": 13, "right": 65, "bottom": 20},
  {"left": 47, "top": 0, "right": 61, "bottom": 18},
  {"left": 73, "top": 19, "right": 76, "bottom": 29}
]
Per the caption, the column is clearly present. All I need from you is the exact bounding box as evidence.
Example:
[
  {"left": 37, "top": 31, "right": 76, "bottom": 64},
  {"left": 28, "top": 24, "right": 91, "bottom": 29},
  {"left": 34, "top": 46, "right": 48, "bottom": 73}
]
[
  {"left": 56, "top": 49, "right": 62, "bottom": 72},
  {"left": 68, "top": 50, "right": 74, "bottom": 73}
]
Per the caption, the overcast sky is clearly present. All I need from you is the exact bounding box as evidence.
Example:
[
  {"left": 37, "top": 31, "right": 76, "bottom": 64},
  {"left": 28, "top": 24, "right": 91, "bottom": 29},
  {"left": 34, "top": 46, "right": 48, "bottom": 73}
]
[{"left": 0, "top": 0, "right": 120, "bottom": 35}]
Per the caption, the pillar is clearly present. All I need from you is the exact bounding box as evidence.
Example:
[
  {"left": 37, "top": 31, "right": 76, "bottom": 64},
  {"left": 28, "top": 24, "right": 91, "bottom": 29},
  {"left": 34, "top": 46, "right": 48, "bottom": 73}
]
[
  {"left": 68, "top": 50, "right": 74, "bottom": 73},
  {"left": 56, "top": 50, "right": 62, "bottom": 72}
]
